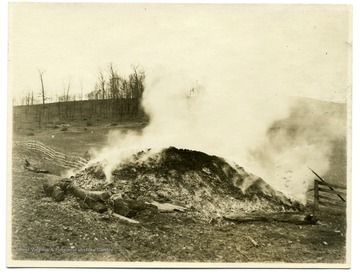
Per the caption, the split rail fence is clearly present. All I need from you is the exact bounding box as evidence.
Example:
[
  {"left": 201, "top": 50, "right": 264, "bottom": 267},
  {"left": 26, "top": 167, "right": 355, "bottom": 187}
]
[{"left": 25, "top": 140, "right": 88, "bottom": 169}]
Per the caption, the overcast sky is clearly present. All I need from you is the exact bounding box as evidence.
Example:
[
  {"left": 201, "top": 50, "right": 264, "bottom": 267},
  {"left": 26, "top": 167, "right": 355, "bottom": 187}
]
[{"left": 8, "top": 3, "right": 351, "bottom": 104}]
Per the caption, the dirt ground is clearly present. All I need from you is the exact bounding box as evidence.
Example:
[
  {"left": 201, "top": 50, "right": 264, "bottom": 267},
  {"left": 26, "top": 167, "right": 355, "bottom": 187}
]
[{"left": 10, "top": 125, "right": 348, "bottom": 264}]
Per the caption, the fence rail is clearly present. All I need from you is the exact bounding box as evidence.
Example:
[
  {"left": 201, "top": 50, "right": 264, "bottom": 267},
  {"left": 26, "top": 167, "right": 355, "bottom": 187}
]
[
  {"left": 25, "top": 140, "right": 88, "bottom": 169},
  {"left": 316, "top": 179, "right": 346, "bottom": 190}
]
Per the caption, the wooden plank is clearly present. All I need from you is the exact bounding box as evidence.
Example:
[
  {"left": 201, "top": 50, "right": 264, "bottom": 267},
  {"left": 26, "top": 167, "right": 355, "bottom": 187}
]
[
  {"left": 318, "top": 187, "right": 346, "bottom": 196},
  {"left": 317, "top": 180, "right": 346, "bottom": 190},
  {"left": 318, "top": 194, "right": 341, "bottom": 202},
  {"left": 319, "top": 200, "right": 339, "bottom": 207}
]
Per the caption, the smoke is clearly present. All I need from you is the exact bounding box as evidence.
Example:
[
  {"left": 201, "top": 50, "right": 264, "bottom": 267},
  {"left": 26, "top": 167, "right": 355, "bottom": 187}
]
[
  {"left": 91, "top": 68, "right": 346, "bottom": 204},
  {"left": 249, "top": 99, "right": 347, "bottom": 202}
]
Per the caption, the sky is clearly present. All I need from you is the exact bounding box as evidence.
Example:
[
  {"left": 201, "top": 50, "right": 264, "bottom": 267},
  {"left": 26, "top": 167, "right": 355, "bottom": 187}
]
[{"left": 8, "top": 3, "right": 352, "bottom": 104}]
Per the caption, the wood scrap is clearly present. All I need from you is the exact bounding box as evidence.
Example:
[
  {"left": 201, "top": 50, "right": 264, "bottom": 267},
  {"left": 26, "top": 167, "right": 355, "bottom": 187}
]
[
  {"left": 148, "top": 201, "right": 188, "bottom": 212},
  {"left": 246, "top": 236, "right": 259, "bottom": 247},
  {"left": 112, "top": 213, "right": 140, "bottom": 224}
]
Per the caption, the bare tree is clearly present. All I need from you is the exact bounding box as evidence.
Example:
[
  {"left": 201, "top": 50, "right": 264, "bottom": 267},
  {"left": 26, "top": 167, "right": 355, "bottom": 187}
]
[
  {"left": 38, "top": 69, "right": 47, "bottom": 105},
  {"left": 66, "top": 80, "right": 71, "bottom": 102},
  {"left": 129, "top": 65, "right": 145, "bottom": 115},
  {"left": 88, "top": 84, "right": 101, "bottom": 100},
  {"left": 98, "top": 68, "right": 109, "bottom": 117},
  {"left": 98, "top": 69, "right": 107, "bottom": 100},
  {"left": 25, "top": 92, "right": 31, "bottom": 106},
  {"left": 108, "top": 63, "right": 120, "bottom": 99},
  {"left": 108, "top": 63, "right": 122, "bottom": 117},
  {"left": 61, "top": 80, "right": 72, "bottom": 118},
  {"left": 23, "top": 92, "right": 31, "bottom": 119},
  {"left": 78, "top": 80, "right": 84, "bottom": 118}
]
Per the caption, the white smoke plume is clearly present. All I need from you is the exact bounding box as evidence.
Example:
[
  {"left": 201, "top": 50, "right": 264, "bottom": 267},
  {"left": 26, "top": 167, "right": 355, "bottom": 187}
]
[
  {"left": 249, "top": 99, "right": 347, "bottom": 203},
  {"left": 91, "top": 68, "right": 347, "bottom": 204}
]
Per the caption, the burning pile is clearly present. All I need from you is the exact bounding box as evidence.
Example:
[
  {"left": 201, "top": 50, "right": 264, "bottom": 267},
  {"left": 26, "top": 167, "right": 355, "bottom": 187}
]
[{"left": 70, "top": 147, "right": 301, "bottom": 220}]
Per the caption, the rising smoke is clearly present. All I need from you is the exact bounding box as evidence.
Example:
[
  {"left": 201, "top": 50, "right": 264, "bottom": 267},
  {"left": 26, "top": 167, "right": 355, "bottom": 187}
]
[
  {"left": 249, "top": 99, "right": 347, "bottom": 202},
  {"left": 91, "top": 69, "right": 347, "bottom": 204}
]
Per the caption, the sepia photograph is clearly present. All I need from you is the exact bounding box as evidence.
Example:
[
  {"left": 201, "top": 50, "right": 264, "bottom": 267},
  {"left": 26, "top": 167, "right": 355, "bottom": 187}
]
[{"left": 6, "top": 1, "right": 352, "bottom": 268}]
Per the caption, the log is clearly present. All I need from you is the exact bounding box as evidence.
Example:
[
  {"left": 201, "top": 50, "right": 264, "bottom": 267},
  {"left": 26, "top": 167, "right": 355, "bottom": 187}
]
[
  {"left": 67, "top": 183, "right": 110, "bottom": 213},
  {"left": 224, "top": 214, "right": 268, "bottom": 222},
  {"left": 68, "top": 184, "right": 111, "bottom": 202},
  {"left": 224, "top": 212, "right": 317, "bottom": 225},
  {"left": 271, "top": 213, "right": 317, "bottom": 225},
  {"left": 111, "top": 196, "right": 157, "bottom": 218},
  {"left": 43, "top": 178, "right": 72, "bottom": 202},
  {"left": 52, "top": 186, "right": 65, "bottom": 202},
  {"left": 43, "top": 178, "right": 111, "bottom": 213}
]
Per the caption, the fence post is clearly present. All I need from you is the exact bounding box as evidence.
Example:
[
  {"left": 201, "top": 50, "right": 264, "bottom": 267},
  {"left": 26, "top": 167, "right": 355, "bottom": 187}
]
[{"left": 313, "top": 179, "right": 319, "bottom": 214}]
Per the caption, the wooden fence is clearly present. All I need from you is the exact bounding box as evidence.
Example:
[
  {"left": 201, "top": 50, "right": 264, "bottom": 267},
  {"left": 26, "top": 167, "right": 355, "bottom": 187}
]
[
  {"left": 25, "top": 140, "right": 88, "bottom": 169},
  {"left": 313, "top": 178, "right": 346, "bottom": 213}
]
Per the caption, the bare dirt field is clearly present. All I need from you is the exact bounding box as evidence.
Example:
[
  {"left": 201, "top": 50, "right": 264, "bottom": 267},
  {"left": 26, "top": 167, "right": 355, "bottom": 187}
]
[{"left": 10, "top": 123, "right": 347, "bottom": 264}]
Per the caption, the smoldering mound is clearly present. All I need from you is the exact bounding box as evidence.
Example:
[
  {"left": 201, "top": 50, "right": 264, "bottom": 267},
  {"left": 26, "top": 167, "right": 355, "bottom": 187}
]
[{"left": 73, "top": 147, "right": 302, "bottom": 220}]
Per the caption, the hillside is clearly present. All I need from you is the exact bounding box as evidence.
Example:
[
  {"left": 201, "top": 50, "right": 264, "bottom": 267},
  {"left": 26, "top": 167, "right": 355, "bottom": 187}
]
[{"left": 13, "top": 98, "right": 148, "bottom": 133}]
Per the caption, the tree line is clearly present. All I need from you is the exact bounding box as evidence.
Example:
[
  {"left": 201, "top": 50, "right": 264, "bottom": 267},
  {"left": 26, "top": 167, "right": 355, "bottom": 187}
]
[
  {"left": 14, "top": 64, "right": 147, "bottom": 131},
  {"left": 86, "top": 64, "right": 146, "bottom": 117},
  {"left": 17, "top": 64, "right": 146, "bottom": 119}
]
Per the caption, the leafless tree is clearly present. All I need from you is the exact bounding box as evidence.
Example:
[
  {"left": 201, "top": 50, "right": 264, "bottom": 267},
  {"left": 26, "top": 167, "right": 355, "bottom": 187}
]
[
  {"left": 62, "top": 80, "right": 72, "bottom": 118},
  {"left": 78, "top": 80, "right": 84, "bottom": 118},
  {"left": 66, "top": 80, "right": 71, "bottom": 102},
  {"left": 108, "top": 63, "right": 122, "bottom": 117},
  {"left": 38, "top": 69, "right": 47, "bottom": 105},
  {"left": 129, "top": 65, "right": 145, "bottom": 115},
  {"left": 108, "top": 63, "right": 121, "bottom": 99},
  {"left": 98, "top": 69, "right": 107, "bottom": 100},
  {"left": 25, "top": 92, "right": 31, "bottom": 106}
]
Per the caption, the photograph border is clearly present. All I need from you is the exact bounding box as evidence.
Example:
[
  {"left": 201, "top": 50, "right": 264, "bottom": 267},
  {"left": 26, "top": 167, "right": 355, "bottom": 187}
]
[{"left": 4, "top": 0, "right": 357, "bottom": 270}]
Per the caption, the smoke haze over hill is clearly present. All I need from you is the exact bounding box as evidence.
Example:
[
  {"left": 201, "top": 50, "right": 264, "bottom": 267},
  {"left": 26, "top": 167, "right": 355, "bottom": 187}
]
[{"left": 92, "top": 70, "right": 347, "bottom": 203}]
